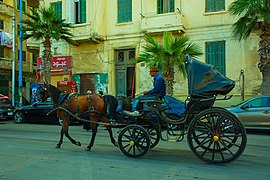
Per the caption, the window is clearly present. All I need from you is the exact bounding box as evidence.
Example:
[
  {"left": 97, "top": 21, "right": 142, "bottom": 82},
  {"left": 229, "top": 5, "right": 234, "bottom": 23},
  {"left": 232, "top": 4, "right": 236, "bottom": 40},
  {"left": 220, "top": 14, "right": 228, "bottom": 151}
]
[
  {"left": 32, "top": 52, "right": 38, "bottom": 66},
  {"left": 17, "top": 0, "right": 26, "bottom": 12},
  {"left": 75, "top": 0, "right": 86, "bottom": 24},
  {"left": 0, "top": 20, "right": 3, "bottom": 30},
  {"left": 205, "top": 0, "right": 225, "bottom": 13},
  {"left": 66, "top": 0, "right": 86, "bottom": 24},
  {"left": 51, "top": 1, "right": 62, "bottom": 20},
  {"left": 17, "top": 50, "right": 26, "bottom": 62},
  {"left": 118, "top": 0, "right": 132, "bottom": 23},
  {"left": 157, "top": 0, "right": 174, "bottom": 14},
  {"left": 248, "top": 97, "right": 270, "bottom": 108},
  {"left": 205, "top": 41, "right": 225, "bottom": 75},
  {"left": 0, "top": 46, "right": 4, "bottom": 58}
]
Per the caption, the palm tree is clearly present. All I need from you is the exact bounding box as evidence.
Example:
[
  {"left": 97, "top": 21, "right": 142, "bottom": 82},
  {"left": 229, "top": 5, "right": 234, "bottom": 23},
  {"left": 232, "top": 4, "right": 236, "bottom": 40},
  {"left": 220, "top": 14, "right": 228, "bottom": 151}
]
[
  {"left": 21, "top": 7, "right": 77, "bottom": 83},
  {"left": 138, "top": 32, "right": 203, "bottom": 96},
  {"left": 228, "top": 0, "right": 270, "bottom": 95}
]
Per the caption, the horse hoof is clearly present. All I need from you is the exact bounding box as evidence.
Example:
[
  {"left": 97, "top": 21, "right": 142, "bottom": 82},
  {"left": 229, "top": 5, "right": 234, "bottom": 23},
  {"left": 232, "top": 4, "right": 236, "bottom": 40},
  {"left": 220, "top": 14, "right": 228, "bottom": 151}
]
[
  {"left": 75, "top": 142, "right": 81, "bottom": 146},
  {"left": 86, "top": 147, "right": 91, "bottom": 151},
  {"left": 114, "top": 142, "right": 118, "bottom": 147},
  {"left": 55, "top": 144, "right": 61, "bottom": 148}
]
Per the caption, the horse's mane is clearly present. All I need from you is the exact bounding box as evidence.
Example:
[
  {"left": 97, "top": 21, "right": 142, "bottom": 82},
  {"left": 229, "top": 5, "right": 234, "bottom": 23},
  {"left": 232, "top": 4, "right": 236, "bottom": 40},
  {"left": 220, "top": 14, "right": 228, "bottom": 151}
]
[
  {"left": 104, "top": 95, "right": 118, "bottom": 115},
  {"left": 48, "top": 84, "right": 63, "bottom": 104}
]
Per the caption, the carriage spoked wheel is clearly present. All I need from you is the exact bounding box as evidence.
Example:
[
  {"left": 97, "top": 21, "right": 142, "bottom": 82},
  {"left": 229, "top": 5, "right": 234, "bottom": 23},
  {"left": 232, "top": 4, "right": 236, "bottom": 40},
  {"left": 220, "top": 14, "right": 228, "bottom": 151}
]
[
  {"left": 187, "top": 107, "right": 247, "bottom": 164},
  {"left": 118, "top": 125, "right": 151, "bottom": 158},
  {"left": 144, "top": 124, "right": 161, "bottom": 149}
]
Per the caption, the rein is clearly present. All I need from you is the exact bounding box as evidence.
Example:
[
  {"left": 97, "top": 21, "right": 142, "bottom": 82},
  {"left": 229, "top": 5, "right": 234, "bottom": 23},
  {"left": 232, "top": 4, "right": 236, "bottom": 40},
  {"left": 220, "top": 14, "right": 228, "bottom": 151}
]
[{"left": 46, "top": 106, "right": 127, "bottom": 126}]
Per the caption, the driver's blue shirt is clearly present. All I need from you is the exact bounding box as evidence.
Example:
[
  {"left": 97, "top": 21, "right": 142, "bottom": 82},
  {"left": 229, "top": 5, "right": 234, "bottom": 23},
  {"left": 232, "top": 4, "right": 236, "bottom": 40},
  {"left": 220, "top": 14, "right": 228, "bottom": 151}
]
[{"left": 148, "top": 73, "right": 166, "bottom": 97}]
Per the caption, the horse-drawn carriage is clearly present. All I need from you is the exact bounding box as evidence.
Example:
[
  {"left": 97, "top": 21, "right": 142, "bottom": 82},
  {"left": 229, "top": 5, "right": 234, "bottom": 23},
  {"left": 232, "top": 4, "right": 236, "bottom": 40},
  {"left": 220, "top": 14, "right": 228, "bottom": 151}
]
[{"left": 39, "top": 55, "right": 247, "bottom": 164}]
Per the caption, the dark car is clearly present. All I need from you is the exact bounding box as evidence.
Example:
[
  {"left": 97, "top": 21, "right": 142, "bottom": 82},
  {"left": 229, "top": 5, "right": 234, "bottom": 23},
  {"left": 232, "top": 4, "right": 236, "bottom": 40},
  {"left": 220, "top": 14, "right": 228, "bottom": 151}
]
[
  {"left": 132, "top": 95, "right": 186, "bottom": 118},
  {"left": 13, "top": 99, "right": 61, "bottom": 125},
  {"left": 0, "top": 99, "right": 15, "bottom": 120},
  {"left": 226, "top": 96, "right": 270, "bottom": 130}
]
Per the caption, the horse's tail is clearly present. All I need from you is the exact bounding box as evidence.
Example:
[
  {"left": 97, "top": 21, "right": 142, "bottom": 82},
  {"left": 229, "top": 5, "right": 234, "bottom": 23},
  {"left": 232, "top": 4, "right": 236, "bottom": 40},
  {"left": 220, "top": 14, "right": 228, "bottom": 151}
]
[{"left": 104, "top": 95, "right": 119, "bottom": 118}]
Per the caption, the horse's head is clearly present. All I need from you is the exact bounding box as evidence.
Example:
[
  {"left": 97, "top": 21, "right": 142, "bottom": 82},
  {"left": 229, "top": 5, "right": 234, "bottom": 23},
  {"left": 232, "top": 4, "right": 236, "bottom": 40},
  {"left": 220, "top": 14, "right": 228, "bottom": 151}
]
[{"left": 38, "top": 83, "right": 51, "bottom": 102}]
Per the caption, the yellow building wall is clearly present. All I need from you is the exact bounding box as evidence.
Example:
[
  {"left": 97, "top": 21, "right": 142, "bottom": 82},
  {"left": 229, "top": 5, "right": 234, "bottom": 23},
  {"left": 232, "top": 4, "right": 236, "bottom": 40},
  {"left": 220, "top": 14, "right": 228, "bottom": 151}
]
[{"left": 40, "top": 0, "right": 262, "bottom": 106}]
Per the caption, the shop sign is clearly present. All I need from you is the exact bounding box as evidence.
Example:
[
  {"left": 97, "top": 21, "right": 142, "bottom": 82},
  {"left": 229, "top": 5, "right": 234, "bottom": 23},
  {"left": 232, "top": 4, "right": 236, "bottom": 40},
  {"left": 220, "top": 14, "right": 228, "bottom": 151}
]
[{"left": 37, "top": 56, "right": 72, "bottom": 69}]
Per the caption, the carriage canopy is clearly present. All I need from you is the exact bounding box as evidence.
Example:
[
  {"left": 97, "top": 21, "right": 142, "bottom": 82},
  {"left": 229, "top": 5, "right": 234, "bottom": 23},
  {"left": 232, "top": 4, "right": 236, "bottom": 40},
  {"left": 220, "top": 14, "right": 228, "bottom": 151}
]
[{"left": 185, "top": 55, "right": 235, "bottom": 97}]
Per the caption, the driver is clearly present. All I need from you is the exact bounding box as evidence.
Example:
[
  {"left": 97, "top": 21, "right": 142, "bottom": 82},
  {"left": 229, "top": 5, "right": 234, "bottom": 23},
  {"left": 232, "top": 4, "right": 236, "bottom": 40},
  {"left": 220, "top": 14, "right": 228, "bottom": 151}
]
[{"left": 143, "top": 66, "right": 166, "bottom": 98}]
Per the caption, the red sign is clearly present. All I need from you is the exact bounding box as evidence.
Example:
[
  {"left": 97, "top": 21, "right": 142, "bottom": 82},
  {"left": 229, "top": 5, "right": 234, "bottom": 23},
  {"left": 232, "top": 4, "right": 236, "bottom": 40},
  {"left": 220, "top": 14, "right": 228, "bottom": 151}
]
[
  {"left": 37, "top": 56, "right": 72, "bottom": 69},
  {"left": 57, "top": 81, "right": 77, "bottom": 93}
]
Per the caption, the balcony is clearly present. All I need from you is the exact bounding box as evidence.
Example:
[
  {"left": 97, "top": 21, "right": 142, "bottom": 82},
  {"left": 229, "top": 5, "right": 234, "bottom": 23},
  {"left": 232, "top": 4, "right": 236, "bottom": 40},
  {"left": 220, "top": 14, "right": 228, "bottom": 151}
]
[
  {"left": 26, "top": 37, "right": 40, "bottom": 52},
  {"left": 141, "top": 12, "right": 185, "bottom": 34},
  {"left": 71, "top": 23, "right": 104, "bottom": 44},
  {"left": 0, "top": 3, "right": 13, "bottom": 17}
]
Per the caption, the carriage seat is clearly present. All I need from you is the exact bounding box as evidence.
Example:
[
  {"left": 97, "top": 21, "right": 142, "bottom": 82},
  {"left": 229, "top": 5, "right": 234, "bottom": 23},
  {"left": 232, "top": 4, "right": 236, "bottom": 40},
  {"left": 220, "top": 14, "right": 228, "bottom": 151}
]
[
  {"left": 137, "top": 95, "right": 163, "bottom": 111},
  {"left": 186, "top": 96, "right": 215, "bottom": 113}
]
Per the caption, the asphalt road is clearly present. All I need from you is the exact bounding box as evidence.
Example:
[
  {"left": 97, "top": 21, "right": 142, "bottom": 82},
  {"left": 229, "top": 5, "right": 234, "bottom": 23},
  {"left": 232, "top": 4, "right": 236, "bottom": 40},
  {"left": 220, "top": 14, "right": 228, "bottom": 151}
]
[{"left": 0, "top": 120, "right": 270, "bottom": 180}]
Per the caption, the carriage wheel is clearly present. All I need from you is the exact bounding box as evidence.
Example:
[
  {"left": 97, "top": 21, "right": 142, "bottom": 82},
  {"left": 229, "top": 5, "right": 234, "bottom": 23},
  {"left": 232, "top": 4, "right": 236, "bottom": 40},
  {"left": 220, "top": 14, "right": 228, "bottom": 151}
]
[
  {"left": 144, "top": 125, "right": 160, "bottom": 149},
  {"left": 118, "top": 125, "right": 151, "bottom": 158},
  {"left": 187, "top": 108, "right": 247, "bottom": 164}
]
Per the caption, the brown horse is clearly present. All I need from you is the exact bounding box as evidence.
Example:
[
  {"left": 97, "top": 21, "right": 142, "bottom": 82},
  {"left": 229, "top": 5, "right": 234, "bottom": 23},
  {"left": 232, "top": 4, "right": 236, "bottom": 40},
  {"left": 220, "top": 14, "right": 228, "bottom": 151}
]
[{"left": 39, "top": 83, "right": 118, "bottom": 151}]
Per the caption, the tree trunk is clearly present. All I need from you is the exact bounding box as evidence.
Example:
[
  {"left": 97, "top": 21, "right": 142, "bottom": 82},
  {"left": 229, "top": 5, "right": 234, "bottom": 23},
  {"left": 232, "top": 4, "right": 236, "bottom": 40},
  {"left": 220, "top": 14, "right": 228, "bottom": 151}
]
[
  {"left": 163, "top": 67, "right": 174, "bottom": 96},
  {"left": 261, "top": 67, "right": 270, "bottom": 95},
  {"left": 258, "top": 24, "right": 270, "bottom": 95},
  {"left": 164, "top": 75, "right": 173, "bottom": 96},
  {"left": 42, "top": 38, "right": 52, "bottom": 84}
]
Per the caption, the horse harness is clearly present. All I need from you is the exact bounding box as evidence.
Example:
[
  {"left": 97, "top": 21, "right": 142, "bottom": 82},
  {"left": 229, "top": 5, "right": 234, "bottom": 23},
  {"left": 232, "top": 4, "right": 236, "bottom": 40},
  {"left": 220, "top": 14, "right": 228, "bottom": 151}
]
[{"left": 57, "top": 92, "right": 96, "bottom": 117}]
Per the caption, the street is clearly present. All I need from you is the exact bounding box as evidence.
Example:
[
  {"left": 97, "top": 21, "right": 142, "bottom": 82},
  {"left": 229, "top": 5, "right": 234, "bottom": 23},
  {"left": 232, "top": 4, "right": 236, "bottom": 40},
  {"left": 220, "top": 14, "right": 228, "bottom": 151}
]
[{"left": 0, "top": 120, "right": 270, "bottom": 180}]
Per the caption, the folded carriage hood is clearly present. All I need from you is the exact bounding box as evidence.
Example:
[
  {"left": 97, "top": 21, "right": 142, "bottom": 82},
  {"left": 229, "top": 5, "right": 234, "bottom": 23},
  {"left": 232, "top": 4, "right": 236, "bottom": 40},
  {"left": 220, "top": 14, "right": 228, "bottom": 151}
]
[{"left": 185, "top": 55, "right": 235, "bottom": 97}]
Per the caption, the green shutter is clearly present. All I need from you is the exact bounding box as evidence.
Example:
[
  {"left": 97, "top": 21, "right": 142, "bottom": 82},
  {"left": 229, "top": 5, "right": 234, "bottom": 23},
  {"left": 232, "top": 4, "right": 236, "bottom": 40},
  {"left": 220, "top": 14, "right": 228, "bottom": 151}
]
[
  {"left": 118, "top": 0, "right": 132, "bottom": 23},
  {"left": 80, "top": 0, "right": 86, "bottom": 23},
  {"left": 205, "top": 41, "right": 225, "bottom": 75},
  {"left": 205, "top": 0, "right": 225, "bottom": 13},
  {"left": 169, "top": 0, "right": 174, "bottom": 12},
  {"left": 17, "top": 0, "right": 26, "bottom": 12},
  {"left": 51, "top": 2, "right": 62, "bottom": 20},
  {"left": 157, "top": 0, "right": 162, "bottom": 14}
]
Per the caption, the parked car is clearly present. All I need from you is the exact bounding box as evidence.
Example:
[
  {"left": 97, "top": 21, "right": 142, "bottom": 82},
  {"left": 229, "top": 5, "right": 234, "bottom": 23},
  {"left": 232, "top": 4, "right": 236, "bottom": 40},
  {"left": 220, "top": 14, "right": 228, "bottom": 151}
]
[
  {"left": 0, "top": 99, "right": 15, "bottom": 120},
  {"left": 226, "top": 96, "right": 270, "bottom": 130},
  {"left": 132, "top": 95, "right": 186, "bottom": 118},
  {"left": 13, "top": 99, "right": 61, "bottom": 125}
]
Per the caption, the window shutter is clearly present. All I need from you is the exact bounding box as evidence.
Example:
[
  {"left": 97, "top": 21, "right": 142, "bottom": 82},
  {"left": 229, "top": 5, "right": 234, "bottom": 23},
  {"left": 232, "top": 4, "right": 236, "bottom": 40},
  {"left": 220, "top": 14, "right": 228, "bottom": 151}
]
[
  {"left": 80, "top": 0, "right": 86, "bottom": 23},
  {"left": 206, "top": 41, "right": 226, "bottom": 75},
  {"left": 157, "top": 0, "right": 162, "bottom": 14},
  {"left": 118, "top": 0, "right": 132, "bottom": 23},
  {"left": 169, "top": 0, "right": 174, "bottom": 12}
]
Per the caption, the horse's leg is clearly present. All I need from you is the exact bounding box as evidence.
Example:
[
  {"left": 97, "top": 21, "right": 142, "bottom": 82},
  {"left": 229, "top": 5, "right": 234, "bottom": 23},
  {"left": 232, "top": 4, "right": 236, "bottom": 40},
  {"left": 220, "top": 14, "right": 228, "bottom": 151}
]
[
  {"left": 56, "top": 118, "right": 81, "bottom": 148},
  {"left": 86, "top": 123, "right": 98, "bottom": 151},
  {"left": 56, "top": 126, "right": 64, "bottom": 148},
  {"left": 105, "top": 125, "right": 118, "bottom": 147}
]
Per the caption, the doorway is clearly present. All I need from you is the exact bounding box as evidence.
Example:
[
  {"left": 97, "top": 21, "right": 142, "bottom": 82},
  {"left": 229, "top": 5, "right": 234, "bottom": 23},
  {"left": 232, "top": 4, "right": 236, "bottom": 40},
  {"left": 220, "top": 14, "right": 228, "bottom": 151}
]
[{"left": 115, "top": 48, "right": 136, "bottom": 99}]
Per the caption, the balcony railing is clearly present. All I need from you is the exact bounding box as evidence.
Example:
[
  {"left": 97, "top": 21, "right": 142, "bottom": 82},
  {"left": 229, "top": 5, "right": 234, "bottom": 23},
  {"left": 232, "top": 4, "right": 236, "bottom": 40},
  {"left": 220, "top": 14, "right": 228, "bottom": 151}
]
[{"left": 141, "top": 12, "right": 185, "bottom": 34}]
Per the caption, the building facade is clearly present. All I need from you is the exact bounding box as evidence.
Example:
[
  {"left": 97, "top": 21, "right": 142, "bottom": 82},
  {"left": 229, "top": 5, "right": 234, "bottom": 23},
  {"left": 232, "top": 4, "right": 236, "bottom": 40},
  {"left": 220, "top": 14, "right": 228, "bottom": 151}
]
[
  {"left": 2, "top": 0, "right": 262, "bottom": 105},
  {"left": 0, "top": 0, "right": 38, "bottom": 104}
]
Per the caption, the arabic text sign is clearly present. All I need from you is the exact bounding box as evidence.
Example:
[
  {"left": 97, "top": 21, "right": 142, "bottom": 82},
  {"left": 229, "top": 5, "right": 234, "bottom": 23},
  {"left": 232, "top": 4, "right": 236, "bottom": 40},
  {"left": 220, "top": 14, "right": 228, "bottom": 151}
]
[{"left": 37, "top": 56, "right": 72, "bottom": 69}]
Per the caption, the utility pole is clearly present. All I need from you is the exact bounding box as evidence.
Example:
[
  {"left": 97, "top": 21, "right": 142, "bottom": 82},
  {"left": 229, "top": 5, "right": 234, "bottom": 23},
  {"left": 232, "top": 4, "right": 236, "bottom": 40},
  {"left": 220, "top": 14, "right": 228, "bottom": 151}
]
[
  {"left": 12, "top": 14, "right": 16, "bottom": 106},
  {"left": 19, "top": 0, "right": 23, "bottom": 107}
]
